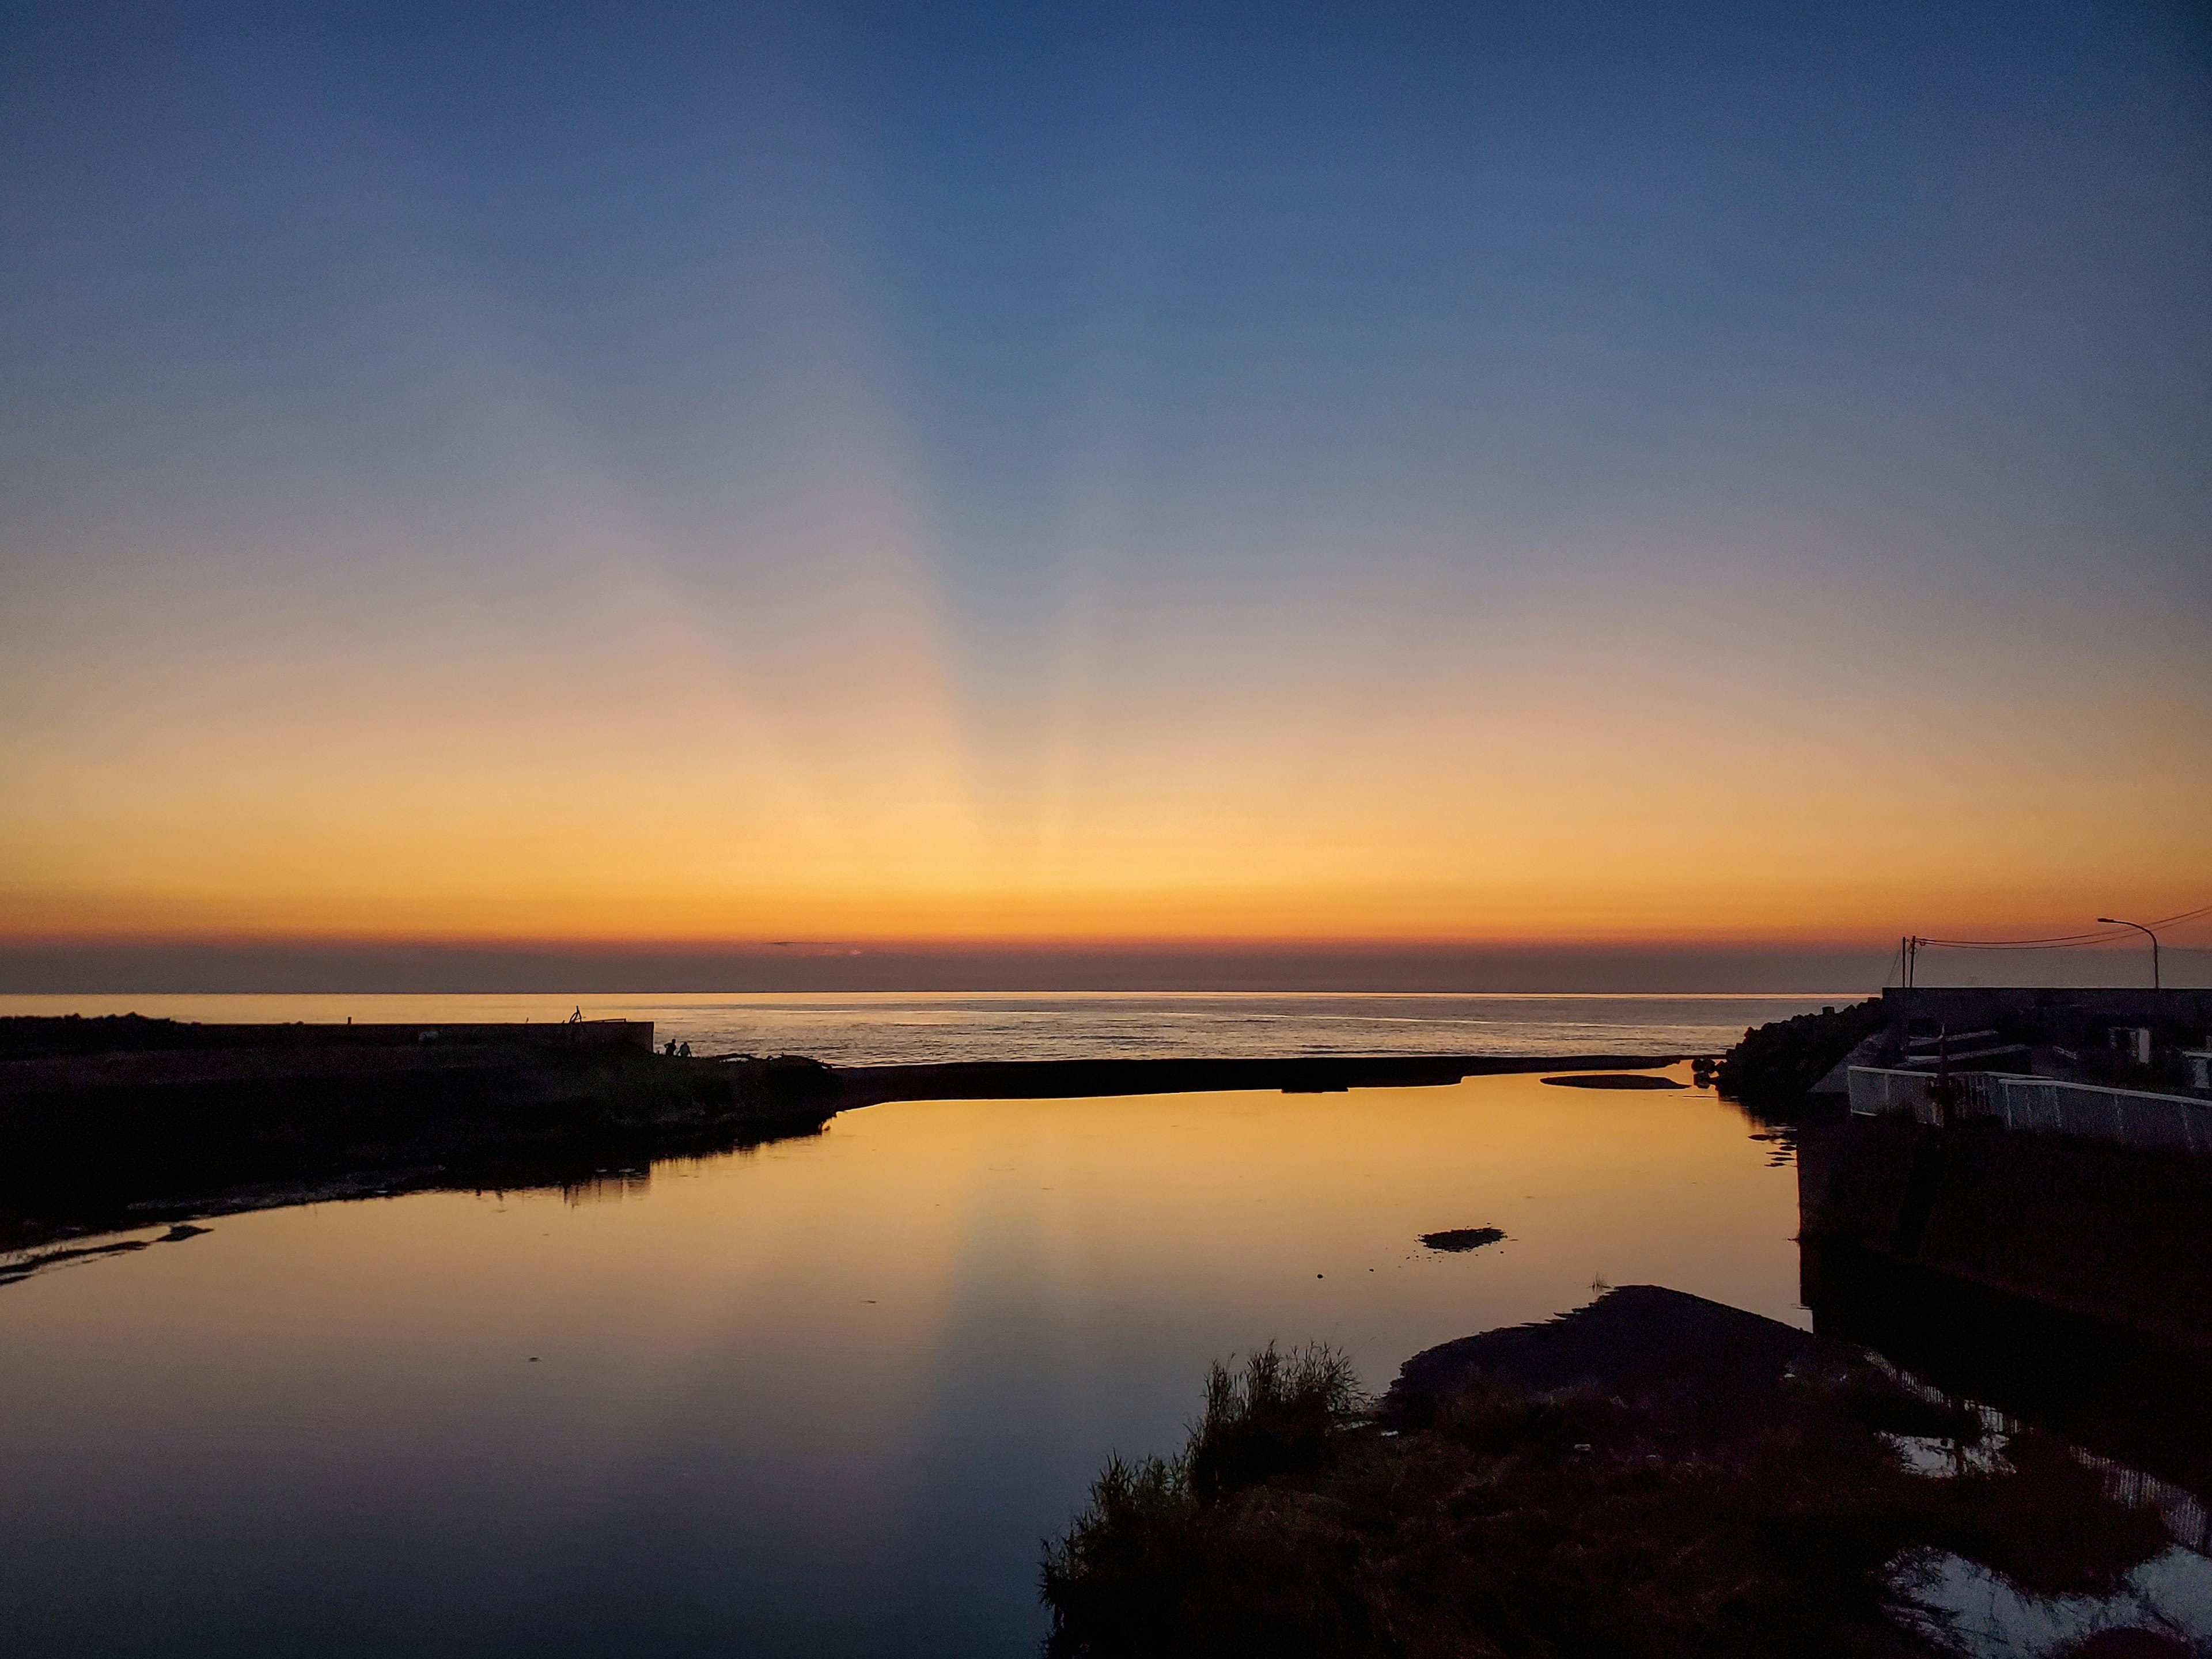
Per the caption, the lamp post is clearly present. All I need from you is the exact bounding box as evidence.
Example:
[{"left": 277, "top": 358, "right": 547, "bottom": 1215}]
[{"left": 2097, "top": 918, "right": 2161, "bottom": 990}]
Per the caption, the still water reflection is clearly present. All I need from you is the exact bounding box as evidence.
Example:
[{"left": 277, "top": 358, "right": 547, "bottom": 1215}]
[{"left": 1, "top": 1067, "right": 1797, "bottom": 1657}]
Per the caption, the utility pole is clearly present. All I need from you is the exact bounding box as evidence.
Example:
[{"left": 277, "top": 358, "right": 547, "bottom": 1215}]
[{"left": 2097, "top": 918, "right": 2161, "bottom": 990}]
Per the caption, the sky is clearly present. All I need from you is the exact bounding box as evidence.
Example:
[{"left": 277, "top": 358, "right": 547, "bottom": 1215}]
[{"left": 2, "top": 1, "right": 2208, "bottom": 990}]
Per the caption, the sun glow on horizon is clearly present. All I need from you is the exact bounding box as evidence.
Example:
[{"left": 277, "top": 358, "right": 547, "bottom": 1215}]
[
  {"left": 2, "top": 4, "right": 2205, "bottom": 965},
  {"left": 5, "top": 564, "right": 2202, "bottom": 952}
]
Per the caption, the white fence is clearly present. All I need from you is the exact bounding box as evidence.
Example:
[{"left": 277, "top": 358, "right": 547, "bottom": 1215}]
[
  {"left": 1848, "top": 1067, "right": 2212, "bottom": 1156},
  {"left": 1846, "top": 1067, "right": 1940, "bottom": 1122}
]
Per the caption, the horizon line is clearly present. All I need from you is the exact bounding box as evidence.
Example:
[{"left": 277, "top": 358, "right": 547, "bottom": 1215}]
[{"left": 2, "top": 935, "right": 2194, "bottom": 997}]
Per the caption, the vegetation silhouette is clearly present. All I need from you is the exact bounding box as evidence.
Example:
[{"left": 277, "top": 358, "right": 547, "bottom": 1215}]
[{"left": 1040, "top": 1305, "right": 2171, "bottom": 1658}]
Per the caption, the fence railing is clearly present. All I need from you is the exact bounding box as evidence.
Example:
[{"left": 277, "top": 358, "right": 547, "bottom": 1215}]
[
  {"left": 1846, "top": 1066, "right": 1940, "bottom": 1123},
  {"left": 1847, "top": 1067, "right": 2212, "bottom": 1156}
]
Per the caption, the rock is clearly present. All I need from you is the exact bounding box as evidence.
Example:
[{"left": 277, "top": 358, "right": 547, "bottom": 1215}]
[{"left": 1421, "top": 1226, "right": 1505, "bottom": 1252}]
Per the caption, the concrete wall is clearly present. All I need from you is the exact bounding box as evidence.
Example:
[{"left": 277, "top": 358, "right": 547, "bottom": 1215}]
[{"left": 1797, "top": 1116, "right": 2212, "bottom": 1349}]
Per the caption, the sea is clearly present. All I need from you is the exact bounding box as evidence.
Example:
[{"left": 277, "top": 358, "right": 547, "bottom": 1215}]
[{"left": 0, "top": 988, "right": 1847, "bottom": 1065}]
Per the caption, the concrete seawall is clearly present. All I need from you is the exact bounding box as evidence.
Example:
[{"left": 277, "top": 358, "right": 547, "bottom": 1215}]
[
  {"left": 1797, "top": 1115, "right": 2212, "bottom": 1348},
  {"left": 1797, "top": 1112, "right": 2212, "bottom": 1515}
]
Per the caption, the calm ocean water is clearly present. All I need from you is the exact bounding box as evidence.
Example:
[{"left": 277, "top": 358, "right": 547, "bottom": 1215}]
[{"left": 0, "top": 990, "right": 1847, "bottom": 1064}]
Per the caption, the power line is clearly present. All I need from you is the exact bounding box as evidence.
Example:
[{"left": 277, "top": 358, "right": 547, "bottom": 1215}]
[
  {"left": 1916, "top": 901, "right": 2212, "bottom": 951},
  {"left": 1880, "top": 938, "right": 1904, "bottom": 988}
]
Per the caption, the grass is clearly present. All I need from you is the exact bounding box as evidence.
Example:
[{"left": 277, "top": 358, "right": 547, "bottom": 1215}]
[
  {"left": 1041, "top": 1343, "right": 2171, "bottom": 1658},
  {"left": 1040, "top": 1344, "right": 1370, "bottom": 1657}
]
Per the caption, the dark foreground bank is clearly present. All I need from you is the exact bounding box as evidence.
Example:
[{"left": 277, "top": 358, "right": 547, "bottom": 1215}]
[
  {"left": 0, "top": 1016, "right": 1679, "bottom": 1252},
  {"left": 0, "top": 1015, "right": 846, "bottom": 1252},
  {"left": 1043, "top": 1288, "right": 2179, "bottom": 1659}
]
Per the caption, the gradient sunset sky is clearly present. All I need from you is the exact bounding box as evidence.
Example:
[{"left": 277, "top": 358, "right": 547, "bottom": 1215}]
[{"left": 3, "top": 2, "right": 2207, "bottom": 984}]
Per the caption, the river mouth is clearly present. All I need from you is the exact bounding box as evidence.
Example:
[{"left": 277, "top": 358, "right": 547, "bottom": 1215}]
[
  {"left": 7, "top": 1059, "right": 2205, "bottom": 1658},
  {"left": 1, "top": 1065, "right": 1804, "bottom": 1658}
]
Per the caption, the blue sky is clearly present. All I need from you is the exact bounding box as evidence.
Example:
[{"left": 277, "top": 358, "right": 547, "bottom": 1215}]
[{"left": 2, "top": 1, "right": 2207, "bottom": 980}]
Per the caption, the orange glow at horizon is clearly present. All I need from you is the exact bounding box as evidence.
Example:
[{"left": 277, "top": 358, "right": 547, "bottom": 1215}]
[
  {"left": 5, "top": 549, "right": 2203, "bottom": 951},
  {"left": 4, "top": 298, "right": 2204, "bottom": 955},
  {"left": 3, "top": 1, "right": 2207, "bottom": 974}
]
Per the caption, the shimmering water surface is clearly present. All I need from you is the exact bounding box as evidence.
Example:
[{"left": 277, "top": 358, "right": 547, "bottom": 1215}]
[
  {"left": 0, "top": 989, "right": 1844, "bottom": 1064},
  {"left": 1, "top": 1062, "right": 1802, "bottom": 1658}
]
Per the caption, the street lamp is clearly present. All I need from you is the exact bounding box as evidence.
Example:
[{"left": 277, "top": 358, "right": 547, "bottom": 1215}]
[{"left": 2097, "top": 918, "right": 2161, "bottom": 990}]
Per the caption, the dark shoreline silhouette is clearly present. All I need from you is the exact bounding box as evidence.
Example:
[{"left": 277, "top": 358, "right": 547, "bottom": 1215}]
[
  {"left": 830, "top": 1052, "right": 1682, "bottom": 1108},
  {"left": 1040, "top": 1127, "right": 2212, "bottom": 1654},
  {"left": 1043, "top": 1287, "right": 2184, "bottom": 1657},
  {"left": 0, "top": 1016, "right": 1680, "bottom": 1255}
]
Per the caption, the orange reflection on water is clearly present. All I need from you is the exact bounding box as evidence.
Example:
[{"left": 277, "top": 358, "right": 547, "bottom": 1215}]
[{"left": 0, "top": 1067, "right": 1798, "bottom": 1656}]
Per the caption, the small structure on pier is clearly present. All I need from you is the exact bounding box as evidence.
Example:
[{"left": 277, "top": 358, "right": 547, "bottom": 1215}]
[{"left": 1840, "top": 986, "right": 2212, "bottom": 1153}]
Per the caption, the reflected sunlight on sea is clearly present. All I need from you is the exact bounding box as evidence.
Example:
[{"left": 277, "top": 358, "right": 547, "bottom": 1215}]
[{"left": 0, "top": 990, "right": 1849, "bottom": 1064}]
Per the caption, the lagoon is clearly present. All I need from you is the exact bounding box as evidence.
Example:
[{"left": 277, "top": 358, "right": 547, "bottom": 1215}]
[{"left": 0, "top": 1064, "right": 1796, "bottom": 1657}]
